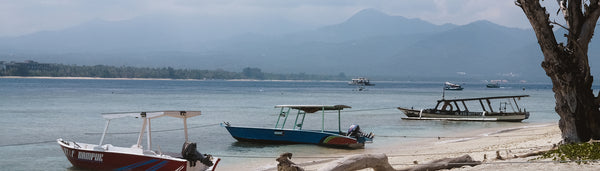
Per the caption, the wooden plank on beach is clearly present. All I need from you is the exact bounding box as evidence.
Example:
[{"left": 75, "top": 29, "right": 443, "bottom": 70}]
[{"left": 401, "top": 117, "right": 498, "bottom": 121}]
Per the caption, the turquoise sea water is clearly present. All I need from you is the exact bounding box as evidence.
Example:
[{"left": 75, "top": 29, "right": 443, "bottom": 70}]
[{"left": 0, "top": 78, "right": 561, "bottom": 170}]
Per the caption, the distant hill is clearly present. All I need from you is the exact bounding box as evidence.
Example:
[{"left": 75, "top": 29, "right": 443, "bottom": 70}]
[{"left": 1, "top": 9, "right": 598, "bottom": 82}]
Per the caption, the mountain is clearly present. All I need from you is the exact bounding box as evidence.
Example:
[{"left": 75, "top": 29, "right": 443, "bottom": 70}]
[
  {"left": 388, "top": 20, "right": 540, "bottom": 77},
  {"left": 3, "top": 9, "right": 595, "bottom": 82},
  {"left": 282, "top": 9, "right": 457, "bottom": 43}
]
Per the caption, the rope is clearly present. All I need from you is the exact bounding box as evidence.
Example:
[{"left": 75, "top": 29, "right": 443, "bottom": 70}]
[
  {"left": 342, "top": 107, "right": 398, "bottom": 113},
  {"left": 1, "top": 123, "right": 221, "bottom": 147},
  {"left": 0, "top": 140, "right": 55, "bottom": 147},
  {"left": 390, "top": 160, "right": 600, "bottom": 166},
  {"left": 315, "top": 107, "right": 397, "bottom": 114},
  {"left": 0, "top": 124, "right": 221, "bottom": 147},
  {"left": 214, "top": 144, "right": 552, "bottom": 159},
  {"left": 376, "top": 133, "right": 549, "bottom": 139},
  {"left": 213, "top": 154, "right": 342, "bottom": 159},
  {"left": 84, "top": 123, "right": 221, "bottom": 135},
  {"left": 385, "top": 144, "right": 553, "bottom": 158}
]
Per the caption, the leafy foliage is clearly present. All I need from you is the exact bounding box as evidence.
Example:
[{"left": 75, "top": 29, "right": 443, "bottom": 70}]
[
  {"left": 0, "top": 61, "right": 347, "bottom": 80},
  {"left": 535, "top": 142, "right": 600, "bottom": 164}
]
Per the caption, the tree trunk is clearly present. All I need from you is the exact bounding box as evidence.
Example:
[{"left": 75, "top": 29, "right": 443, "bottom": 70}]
[
  {"left": 545, "top": 52, "right": 600, "bottom": 142},
  {"left": 516, "top": 0, "right": 600, "bottom": 143}
]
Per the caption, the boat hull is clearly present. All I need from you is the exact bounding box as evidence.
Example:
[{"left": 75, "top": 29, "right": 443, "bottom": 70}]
[
  {"left": 398, "top": 108, "right": 528, "bottom": 122},
  {"left": 224, "top": 126, "right": 367, "bottom": 149},
  {"left": 58, "top": 139, "right": 219, "bottom": 171}
]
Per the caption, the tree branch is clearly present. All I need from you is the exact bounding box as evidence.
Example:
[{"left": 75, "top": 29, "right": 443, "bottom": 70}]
[
  {"left": 577, "top": 1, "right": 600, "bottom": 52},
  {"left": 558, "top": 0, "right": 569, "bottom": 27},
  {"left": 551, "top": 20, "right": 571, "bottom": 30},
  {"left": 517, "top": 0, "right": 561, "bottom": 62},
  {"left": 568, "top": 0, "right": 585, "bottom": 33}
]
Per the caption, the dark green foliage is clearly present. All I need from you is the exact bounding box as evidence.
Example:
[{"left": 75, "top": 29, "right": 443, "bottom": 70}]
[
  {"left": 0, "top": 62, "right": 347, "bottom": 80},
  {"left": 535, "top": 142, "right": 600, "bottom": 164},
  {"left": 242, "top": 67, "right": 264, "bottom": 79}
]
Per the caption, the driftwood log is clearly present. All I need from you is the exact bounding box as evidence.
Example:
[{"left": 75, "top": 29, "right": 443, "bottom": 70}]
[
  {"left": 317, "top": 153, "right": 395, "bottom": 171},
  {"left": 399, "top": 154, "right": 481, "bottom": 171},
  {"left": 272, "top": 153, "right": 480, "bottom": 171}
]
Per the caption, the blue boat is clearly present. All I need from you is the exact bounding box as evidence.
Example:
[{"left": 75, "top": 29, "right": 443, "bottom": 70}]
[{"left": 223, "top": 105, "right": 374, "bottom": 149}]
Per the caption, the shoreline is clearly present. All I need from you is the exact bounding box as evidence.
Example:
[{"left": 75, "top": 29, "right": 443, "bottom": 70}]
[
  {"left": 0, "top": 76, "right": 179, "bottom": 81},
  {"left": 0, "top": 76, "right": 346, "bottom": 82},
  {"left": 224, "top": 122, "right": 597, "bottom": 170}
]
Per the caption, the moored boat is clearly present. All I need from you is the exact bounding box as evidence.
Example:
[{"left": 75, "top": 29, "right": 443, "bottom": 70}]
[
  {"left": 58, "top": 111, "right": 220, "bottom": 171},
  {"left": 486, "top": 82, "right": 500, "bottom": 88},
  {"left": 444, "top": 82, "right": 464, "bottom": 90},
  {"left": 398, "top": 95, "right": 530, "bottom": 122},
  {"left": 223, "top": 105, "right": 374, "bottom": 149},
  {"left": 348, "top": 77, "right": 375, "bottom": 86}
]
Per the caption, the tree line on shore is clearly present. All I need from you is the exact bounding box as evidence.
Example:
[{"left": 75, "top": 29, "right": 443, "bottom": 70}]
[{"left": 0, "top": 61, "right": 348, "bottom": 80}]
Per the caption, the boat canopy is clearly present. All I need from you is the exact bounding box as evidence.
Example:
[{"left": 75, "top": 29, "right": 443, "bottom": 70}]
[
  {"left": 437, "top": 95, "right": 529, "bottom": 103},
  {"left": 434, "top": 95, "right": 529, "bottom": 113},
  {"left": 101, "top": 111, "right": 201, "bottom": 120},
  {"left": 97, "top": 110, "right": 202, "bottom": 149},
  {"left": 275, "top": 105, "right": 351, "bottom": 113},
  {"left": 444, "top": 82, "right": 460, "bottom": 86}
]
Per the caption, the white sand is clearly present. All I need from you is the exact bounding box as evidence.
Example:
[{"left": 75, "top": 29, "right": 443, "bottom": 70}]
[{"left": 245, "top": 123, "right": 599, "bottom": 171}]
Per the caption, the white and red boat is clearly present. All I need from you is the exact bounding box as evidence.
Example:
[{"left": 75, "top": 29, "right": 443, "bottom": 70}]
[{"left": 58, "top": 111, "right": 220, "bottom": 171}]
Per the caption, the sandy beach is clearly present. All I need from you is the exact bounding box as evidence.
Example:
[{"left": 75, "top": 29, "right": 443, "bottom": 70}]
[{"left": 233, "top": 123, "right": 599, "bottom": 171}]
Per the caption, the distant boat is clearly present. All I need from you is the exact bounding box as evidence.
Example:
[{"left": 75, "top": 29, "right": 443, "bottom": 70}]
[
  {"left": 486, "top": 82, "right": 500, "bottom": 88},
  {"left": 349, "top": 77, "right": 374, "bottom": 91},
  {"left": 397, "top": 95, "right": 530, "bottom": 122},
  {"left": 223, "top": 105, "right": 374, "bottom": 149},
  {"left": 444, "top": 82, "right": 464, "bottom": 90},
  {"left": 348, "top": 77, "right": 375, "bottom": 86}
]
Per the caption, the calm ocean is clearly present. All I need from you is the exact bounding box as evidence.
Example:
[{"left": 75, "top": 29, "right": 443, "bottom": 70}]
[{"left": 0, "top": 78, "right": 561, "bottom": 170}]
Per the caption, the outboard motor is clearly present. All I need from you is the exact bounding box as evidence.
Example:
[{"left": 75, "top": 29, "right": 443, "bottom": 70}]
[
  {"left": 347, "top": 124, "right": 361, "bottom": 137},
  {"left": 348, "top": 124, "right": 375, "bottom": 143},
  {"left": 182, "top": 142, "right": 213, "bottom": 167}
]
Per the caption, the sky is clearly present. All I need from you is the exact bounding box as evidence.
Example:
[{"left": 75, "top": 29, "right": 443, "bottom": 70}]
[{"left": 0, "top": 0, "right": 561, "bottom": 37}]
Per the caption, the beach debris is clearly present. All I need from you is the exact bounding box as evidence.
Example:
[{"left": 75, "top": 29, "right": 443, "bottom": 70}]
[
  {"left": 312, "top": 153, "right": 481, "bottom": 171},
  {"left": 400, "top": 154, "right": 481, "bottom": 171},
  {"left": 318, "top": 153, "right": 395, "bottom": 171},
  {"left": 276, "top": 152, "right": 304, "bottom": 171},
  {"left": 517, "top": 151, "right": 547, "bottom": 158},
  {"left": 496, "top": 151, "right": 504, "bottom": 160}
]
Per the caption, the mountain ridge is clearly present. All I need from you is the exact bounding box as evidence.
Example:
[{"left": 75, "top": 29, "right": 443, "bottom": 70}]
[{"left": 3, "top": 9, "right": 595, "bottom": 82}]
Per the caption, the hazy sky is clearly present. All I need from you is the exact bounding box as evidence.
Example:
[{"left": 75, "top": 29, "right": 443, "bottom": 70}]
[{"left": 0, "top": 0, "right": 561, "bottom": 37}]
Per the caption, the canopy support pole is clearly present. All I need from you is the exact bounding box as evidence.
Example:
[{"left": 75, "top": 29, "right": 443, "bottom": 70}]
[
  {"left": 183, "top": 117, "right": 188, "bottom": 142},
  {"left": 98, "top": 120, "right": 111, "bottom": 146},
  {"left": 299, "top": 111, "right": 306, "bottom": 130},
  {"left": 147, "top": 119, "right": 152, "bottom": 151},
  {"left": 513, "top": 98, "right": 521, "bottom": 112},
  {"left": 486, "top": 99, "right": 494, "bottom": 113},
  {"left": 137, "top": 118, "right": 147, "bottom": 148},
  {"left": 338, "top": 110, "right": 341, "bottom": 133},
  {"left": 321, "top": 106, "right": 325, "bottom": 132},
  {"left": 275, "top": 107, "right": 284, "bottom": 128}
]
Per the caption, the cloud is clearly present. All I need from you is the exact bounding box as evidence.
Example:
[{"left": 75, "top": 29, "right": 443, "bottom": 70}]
[{"left": 0, "top": 0, "right": 561, "bottom": 37}]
